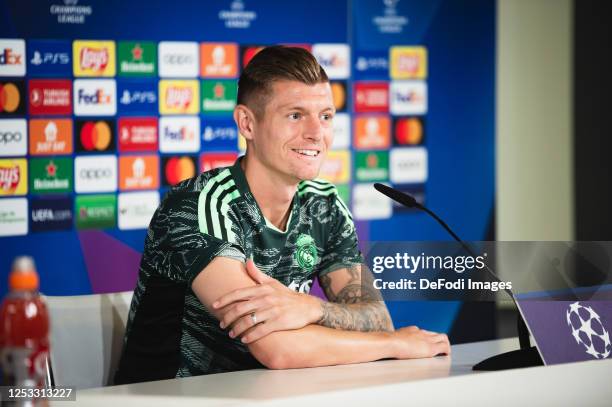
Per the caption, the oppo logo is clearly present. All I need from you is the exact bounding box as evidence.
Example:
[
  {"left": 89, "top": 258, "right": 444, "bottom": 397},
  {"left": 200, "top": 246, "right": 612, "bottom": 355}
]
[
  {"left": 79, "top": 168, "right": 112, "bottom": 179},
  {"left": 163, "top": 54, "right": 193, "bottom": 65},
  {"left": 0, "top": 131, "right": 22, "bottom": 144}
]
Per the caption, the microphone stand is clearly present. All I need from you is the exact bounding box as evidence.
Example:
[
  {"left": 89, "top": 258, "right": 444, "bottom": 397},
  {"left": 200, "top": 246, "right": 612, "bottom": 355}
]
[{"left": 373, "top": 183, "right": 543, "bottom": 370}]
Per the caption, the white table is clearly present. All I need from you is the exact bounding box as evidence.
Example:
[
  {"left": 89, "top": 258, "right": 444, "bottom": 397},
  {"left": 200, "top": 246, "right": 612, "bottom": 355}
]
[{"left": 54, "top": 338, "right": 612, "bottom": 406}]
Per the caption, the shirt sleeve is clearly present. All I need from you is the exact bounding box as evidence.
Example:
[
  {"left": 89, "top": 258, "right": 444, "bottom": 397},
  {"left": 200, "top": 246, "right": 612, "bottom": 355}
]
[
  {"left": 147, "top": 190, "right": 246, "bottom": 286},
  {"left": 318, "top": 191, "right": 364, "bottom": 277}
]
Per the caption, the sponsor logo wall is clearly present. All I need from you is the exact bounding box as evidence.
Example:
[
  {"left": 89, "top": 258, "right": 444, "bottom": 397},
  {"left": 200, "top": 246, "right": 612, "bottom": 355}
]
[{"left": 0, "top": 37, "right": 430, "bottom": 235}]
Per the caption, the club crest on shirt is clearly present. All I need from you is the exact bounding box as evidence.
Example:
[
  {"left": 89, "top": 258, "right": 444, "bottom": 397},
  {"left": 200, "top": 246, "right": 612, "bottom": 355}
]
[{"left": 295, "top": 234, "right": 318, "bottom": 271}]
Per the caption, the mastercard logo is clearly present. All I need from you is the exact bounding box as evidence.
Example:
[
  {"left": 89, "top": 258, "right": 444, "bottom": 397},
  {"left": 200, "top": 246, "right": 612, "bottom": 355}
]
[
  {"left": 77, "top": 120, "right": 115, "bottom": 152},
  {"left": 330, "top": 81, "right": 346, "bottom": 111},
  {"left": 164, "top": 156, "right": 196, "bottom": 186},
  {"left": 0, "top": 82, "right": 22, "bottom": 113},
  {"left": 394, "top": 117, "right": 424, "bottom": 145}
]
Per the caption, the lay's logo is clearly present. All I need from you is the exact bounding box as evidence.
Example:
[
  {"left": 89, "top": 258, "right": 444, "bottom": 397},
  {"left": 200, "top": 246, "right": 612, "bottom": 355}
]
[
  {"left": 73, "top": 41, "right": 116, "bottom": 77},
  {"left": 159, "top": 80, "right": 199, "bottom": 114},
  {"left": 166, "top": 87, "right": 193, "bottom": 109},
  {"left": 0, "top": 159, "right": 27, "bottom": 195}
]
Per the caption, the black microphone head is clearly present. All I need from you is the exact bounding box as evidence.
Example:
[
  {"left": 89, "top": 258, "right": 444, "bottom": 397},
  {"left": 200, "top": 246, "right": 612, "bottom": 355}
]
[{"left": 373, "top": 183, "right": 418, "bottom": 208}]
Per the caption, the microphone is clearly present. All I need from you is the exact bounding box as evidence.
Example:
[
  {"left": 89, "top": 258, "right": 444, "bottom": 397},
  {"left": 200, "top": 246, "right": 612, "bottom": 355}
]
[
  {"left": 373, "top": 183, "right": 474, "bottom": 258},
  {"left": 373, "top": 183, "right": 541, "bottom": 370}
]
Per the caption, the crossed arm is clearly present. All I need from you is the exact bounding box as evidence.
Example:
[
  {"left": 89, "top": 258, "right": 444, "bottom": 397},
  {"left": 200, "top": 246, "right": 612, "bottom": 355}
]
[{"left": 192, "top": 257, "right": 450, "bottom": 369}]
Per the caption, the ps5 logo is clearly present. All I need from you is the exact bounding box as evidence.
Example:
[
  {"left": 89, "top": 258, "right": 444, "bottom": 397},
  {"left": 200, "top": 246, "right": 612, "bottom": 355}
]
[
  {"left": 119, "top": 90, "right": 156, "bottom": 105},
  {"left": 30, "top": 51, "right": 69, "bottom": 66}
]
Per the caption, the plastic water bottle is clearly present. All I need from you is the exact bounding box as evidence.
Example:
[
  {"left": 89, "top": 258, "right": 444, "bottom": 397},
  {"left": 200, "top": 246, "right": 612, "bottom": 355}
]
[{"left": 0, "top": 256, "right": 50, "bottom": 391}]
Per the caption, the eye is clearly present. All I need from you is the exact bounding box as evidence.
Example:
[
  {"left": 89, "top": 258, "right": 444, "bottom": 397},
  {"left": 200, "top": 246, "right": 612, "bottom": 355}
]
[
  {"left": 288, "top": 112, "right": 302, "bottom": 120},
  {"left": 321, "top": 112, "right": 334, "bottom": 121}
]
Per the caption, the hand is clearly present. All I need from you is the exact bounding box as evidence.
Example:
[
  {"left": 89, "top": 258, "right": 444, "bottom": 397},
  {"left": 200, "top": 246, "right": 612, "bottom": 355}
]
[
  {"left": 212, "top": 259, "right": 322, "bottom": 343},
  {"left": 391, "top": 326, "right": 451, "bottom": 359}
]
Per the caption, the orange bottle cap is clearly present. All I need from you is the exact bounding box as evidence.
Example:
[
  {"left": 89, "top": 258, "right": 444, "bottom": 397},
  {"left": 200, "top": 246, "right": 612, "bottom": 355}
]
[{"left": 9, "top": 256, "right": 39, "bottom": 291}]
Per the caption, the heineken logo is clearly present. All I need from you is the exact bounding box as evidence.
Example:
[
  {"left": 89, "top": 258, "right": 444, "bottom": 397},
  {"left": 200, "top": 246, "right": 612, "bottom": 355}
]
[{"left": 295, "top": 234, "right": 318, "bottom": 271}]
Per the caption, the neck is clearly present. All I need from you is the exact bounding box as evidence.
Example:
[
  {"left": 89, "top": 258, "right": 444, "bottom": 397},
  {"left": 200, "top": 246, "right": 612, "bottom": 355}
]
[{"left": 242, "top": 155, "right": 297, "bottom": 231}]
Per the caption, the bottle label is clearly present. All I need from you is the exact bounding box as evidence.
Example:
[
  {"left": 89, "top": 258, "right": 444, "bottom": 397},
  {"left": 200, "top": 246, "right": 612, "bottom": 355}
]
[{"left": 1, "top": 345, "right": 49, "bottom": 387}]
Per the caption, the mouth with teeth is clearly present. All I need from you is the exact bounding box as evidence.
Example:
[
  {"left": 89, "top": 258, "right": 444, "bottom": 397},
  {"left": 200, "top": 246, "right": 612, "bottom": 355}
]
[{"left": 292, "top": 149, "right": 320, "bottom": 157}]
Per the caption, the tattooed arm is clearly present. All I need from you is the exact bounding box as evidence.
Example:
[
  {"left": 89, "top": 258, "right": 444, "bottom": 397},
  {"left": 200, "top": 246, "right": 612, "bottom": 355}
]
[{"left": 317, "top": 264, "right": 394, "bottom": 332}]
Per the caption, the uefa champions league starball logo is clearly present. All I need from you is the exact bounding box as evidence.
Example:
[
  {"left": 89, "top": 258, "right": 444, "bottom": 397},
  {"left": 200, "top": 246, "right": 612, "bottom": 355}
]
[{"left": 566, "top": 302, "right": 611, "bottom": 359}]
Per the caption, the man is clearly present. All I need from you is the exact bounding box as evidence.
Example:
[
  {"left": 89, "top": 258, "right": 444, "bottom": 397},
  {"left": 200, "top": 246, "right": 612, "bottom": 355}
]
[{"left": 115, "top": 46, "right": 449, "bottom": 384}]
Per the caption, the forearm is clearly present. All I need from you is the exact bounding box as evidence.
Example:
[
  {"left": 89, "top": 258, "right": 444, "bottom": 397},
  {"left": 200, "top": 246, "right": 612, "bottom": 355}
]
[
  {"left": 317, "top": 265, "right": 394, "bottom": 332},
  {"left": 249, "top": 323, "right": 397, "bottom": 369},
  {"left": 316, "top": 299, "right": 394, "bottom": 332}
]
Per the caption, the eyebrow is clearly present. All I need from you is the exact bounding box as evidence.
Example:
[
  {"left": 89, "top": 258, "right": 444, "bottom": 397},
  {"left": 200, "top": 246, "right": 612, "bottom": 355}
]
[{"left": 279, "top": 104, "right": 336, "bottom": 114}]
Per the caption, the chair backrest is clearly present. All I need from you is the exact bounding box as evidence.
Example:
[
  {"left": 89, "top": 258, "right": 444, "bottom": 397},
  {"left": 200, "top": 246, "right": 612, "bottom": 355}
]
[{"left": 44, "top": 291, "right": 133, "bottom": 389}]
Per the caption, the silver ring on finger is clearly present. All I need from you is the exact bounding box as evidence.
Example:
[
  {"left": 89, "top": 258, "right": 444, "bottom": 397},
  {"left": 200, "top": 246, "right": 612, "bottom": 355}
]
[{"left": 250, "top": 312, "right": 257, "bottom": 326}]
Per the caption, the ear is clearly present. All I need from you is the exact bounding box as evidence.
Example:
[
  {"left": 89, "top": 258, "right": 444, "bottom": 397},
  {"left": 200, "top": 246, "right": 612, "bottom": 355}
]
[{"left": 233, "top": 104, "right": 256, "bottom": 142}]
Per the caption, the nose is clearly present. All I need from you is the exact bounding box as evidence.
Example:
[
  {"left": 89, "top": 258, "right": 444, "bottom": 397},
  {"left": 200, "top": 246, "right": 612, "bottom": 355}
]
[{"left": 303, "top": 114, "right": 323, "bottom": 142}]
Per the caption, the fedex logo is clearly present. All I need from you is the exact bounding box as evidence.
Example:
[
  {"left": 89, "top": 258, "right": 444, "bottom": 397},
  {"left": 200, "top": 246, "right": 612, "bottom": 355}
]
[
  {"left": 0, "top": 39, "right": 26, "bottom": 76},
  {"left": 159, "top": 116, "right": 200, "bottom": 153},
  {"left": 0, "top": 48, "right": 23, "bottom": 66},
  {"left": 78, "top": 88, "right": 111, "bottom": 104},
  {"left": 390, "top": 81, "right": 427, "bottom": 115},
  {"left": 312, "top": 44, "right": 350, "bottom": 79},
  {"left": 73, "top": 79, "right": 116, "bottom": 116}
]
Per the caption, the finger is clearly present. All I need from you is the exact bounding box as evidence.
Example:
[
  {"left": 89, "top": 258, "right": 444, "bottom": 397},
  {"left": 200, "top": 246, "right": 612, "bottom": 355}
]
[
  {"left": 434, "top": 341, "right": 451, "bottom": 356},
  {"left": 230, "top": 307, "right": 274, "bottom": 339},
  {"left": 241, "top": 318, "right": 277, "bottom": 343},
  {"left": 246, "top": 259, "right": 273, "bottom": 284},
  {"left": 220, "top": 298, "right": 266, "bottom": 329},
  {"left": 213, "top": 285, "right": 270, "bottom": 309},
  {"left": 428, "top": 334, "right": 448, "bottom": 343}
]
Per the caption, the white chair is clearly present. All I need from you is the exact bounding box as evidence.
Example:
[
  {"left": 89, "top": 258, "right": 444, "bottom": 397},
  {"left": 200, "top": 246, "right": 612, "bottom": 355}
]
[{"left": 44, "top": 291, "right": 133, "bottom": 389}]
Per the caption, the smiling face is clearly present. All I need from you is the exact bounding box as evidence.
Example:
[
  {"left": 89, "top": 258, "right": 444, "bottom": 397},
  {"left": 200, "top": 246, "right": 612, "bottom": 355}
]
[{"left": 245, "top": 80, "right": 335, "bottom": 184}]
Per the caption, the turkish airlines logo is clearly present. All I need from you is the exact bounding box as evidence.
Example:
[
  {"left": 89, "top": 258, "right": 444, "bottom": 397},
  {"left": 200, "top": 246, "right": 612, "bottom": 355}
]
[
  {"left": 28, "top": 79, "right": 72, "bottom": 115},
  {"left": 390, "top": 81, "right": 427, "bottom": 115},
  {"left": 0, "top": 39, "right": 26, "bottom": 76},
  {"left": 200, "top": 152, "right": 237, "bottom": 172},
  {"left": 118, "top": 117, "right": 158, "bottom": 152},
  {"left": 0, "top": 119, "right": 27, "bottom": 156},
  {"left": 312, "top": 44, "right": 350, "bottom": 79},
  {"left": 74, "top": 79, "right": 117, "bottom": 116},
  {"left": 74, "top": 155, "right": 117, "bottom": 193},
  {"left": 29, "top": 119, "right": 73, "bottom": 155},
  {"left": 159, "top": 42, "right": 199, "bottom": 78},
  {"left": 354, "top": 82, "right": 389, "bottom": 113},
  {"left": 159, "top": 116, "right": 200, "bottom": 153}
]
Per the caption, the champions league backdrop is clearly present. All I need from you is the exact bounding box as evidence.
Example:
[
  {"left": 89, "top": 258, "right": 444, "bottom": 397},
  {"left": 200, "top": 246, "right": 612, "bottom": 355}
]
[{"left": 0, "top": 0, "right": 495, "bottom": 332}]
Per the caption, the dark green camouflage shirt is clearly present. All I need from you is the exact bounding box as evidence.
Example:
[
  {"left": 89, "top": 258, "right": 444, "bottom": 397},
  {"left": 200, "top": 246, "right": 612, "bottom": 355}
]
[{"left": 115, "top": 158, "right": 362, "bottom": 384}]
